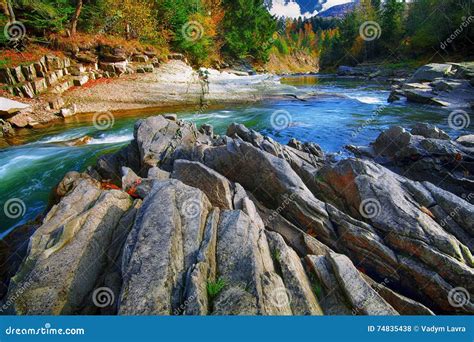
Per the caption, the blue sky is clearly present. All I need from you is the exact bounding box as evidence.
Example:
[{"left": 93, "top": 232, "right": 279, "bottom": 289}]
[{"left": 268, "top": 0, "right": 353, "bottom": 18}]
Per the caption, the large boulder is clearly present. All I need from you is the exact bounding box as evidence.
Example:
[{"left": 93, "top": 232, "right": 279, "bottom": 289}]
[
  {"left": 0, "top": 97, "right": 31, "bottom": 117},
  {"left": 408, "top": 63, "right": 453, "bottom": 83},
  {"left": 118, "top": 179, "right": 298, "bottom": 315},
  {"left": 5, "top": 179, "right": 133, "bottom": 314},
  {"left": 171, "top": 159, "right": 234, "bottom": 209},
  {"left": 313, "top": 158, "right": 474, "bottom": 314},
  {"left": 349, "top": 126, "right": 474, "bottom": 199}
]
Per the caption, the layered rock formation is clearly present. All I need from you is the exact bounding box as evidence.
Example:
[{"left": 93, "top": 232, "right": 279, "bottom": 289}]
[
  {"left": 347, "top": 124, "right": 474, "bottom": 200},
  {"left": 388, "top": 62, "right": 474, "bottom": 108},
  {"left": 2, "top": 116, "right": 472, "bottom": 316}
]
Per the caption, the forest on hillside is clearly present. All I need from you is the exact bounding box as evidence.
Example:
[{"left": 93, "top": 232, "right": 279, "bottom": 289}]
[
  {"left": 277, "top": 0, "right": 474, "bottom": 69},
  {"left": 0, "top": 0, "right": 473, "bottom": 69},
  {"left": 0, "top": 0, "right": 275, "bottom": 66}
]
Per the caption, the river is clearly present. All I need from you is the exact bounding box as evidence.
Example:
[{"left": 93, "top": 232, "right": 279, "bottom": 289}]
[{"left": 0, "top": 75, "right": 467, "bottom": 236}]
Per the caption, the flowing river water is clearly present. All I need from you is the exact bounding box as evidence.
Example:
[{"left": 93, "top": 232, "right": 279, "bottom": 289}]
[{"left": 0, "top": 75, "right": 468, "bottom": 236}]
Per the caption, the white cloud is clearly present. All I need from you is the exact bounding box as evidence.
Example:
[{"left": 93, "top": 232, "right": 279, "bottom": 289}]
[
  {"left": 269, "top": 0, "right": 318, "bottom": 19},
  {"left": 269, "top": 0, "right": 353, "bottom": 19}
]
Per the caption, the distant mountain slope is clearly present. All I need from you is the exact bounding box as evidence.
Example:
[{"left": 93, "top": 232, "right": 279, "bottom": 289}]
[
  {"left": 265, "top": 0, "right": 328, "bottom": 18},
  {"left": 318, "top": 1, "right": 356, "bottom": 18}
]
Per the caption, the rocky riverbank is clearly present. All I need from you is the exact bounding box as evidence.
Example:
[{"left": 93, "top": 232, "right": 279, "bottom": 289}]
[
  {"left": 388, "top": 63, "right": 474, "bottom": 109},
  {"left": 0, "top": 57, "right": 301, "bottom": 137},
  {"left": 1, "top": 116, "right": 472, "bottom": 316}
]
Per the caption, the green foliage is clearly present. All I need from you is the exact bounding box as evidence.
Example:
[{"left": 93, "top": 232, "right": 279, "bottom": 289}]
[
  {"left": 318, "top": 0, "right": 473, "bottom": 69},
  {"left": 274, "top": 38, "right": 289, "bottom": 55},
  {"left": 207, "top": 278, "right": 226, "bottom": 299},
  {"left": 272, "top": 248, "right": 281, "bottom": 262},
  {"left": 5, "top": 0, "right": 278, "bottom": 65},
  {"left": 222, "top": 0, "right": 276, "bottom": 62},
  {"left": 13, "top": 0, "right": 75, "bottom": 33},
  {"left": 312, "top": 282, "right": 322, "bottom": 300}
]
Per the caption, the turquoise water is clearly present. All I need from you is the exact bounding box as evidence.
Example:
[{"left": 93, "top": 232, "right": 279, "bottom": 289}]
[{"left": 0, "top": 76, "right": 467, "bottom": 236}]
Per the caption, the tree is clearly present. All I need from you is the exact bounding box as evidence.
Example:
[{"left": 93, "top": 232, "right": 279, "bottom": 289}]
[
  {"left": 1, "top": 0, "right": 15, "bottom": 23},
  {"left": 70, "top": 0, "right": 83, "bottom": 36},
  {"left": 222, "top": 0, "right": 276, "bottom": 62},
  {"left": 380, "top": 0, "right": 404, "bottom": 52}
]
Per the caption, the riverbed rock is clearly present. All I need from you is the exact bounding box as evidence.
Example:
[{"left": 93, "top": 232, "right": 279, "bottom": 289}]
[
  {"left": 59, "top": 105, "right": 77, "bottom": 118},
  {"left": 119, "top": 180, "right": 212, "bottom": 315},
  {"left": 409, "top": 63, "right": 453, "bottom": 82},
  {"left": 266, "top": 231, "right": 323, "bottom": 315},
  {"left": 313, "top": 158, "right": 474, "bottom": 313},
  {"left": 328, "top": 252, "right": 398, "bottom": 315},
  {"left": 391, "top": 62, "right": 474, "bottom": 108},
  {"left": 225, "top": 122, "right": 325, "bottom": 194},
  {"left": 348, "top": 125, "right": 474, "bottom": 199},
  {"left": 171, "top": 159, "right": 234, "bottom": 209},
  {"left": 5, "top": 179, "right": 132, "bottom": 314},
  {"left": 4, "top": 116, "right": 473, "bottom": 316},
  {"left": 456, "top": 134, "right": 474, "bottom": 148},
  {"left": 130, "top": 115, "right": 210, "bottom": 175},
  {"left": 404, "top": 89, "right": 449, "bottom": 106},
  {"left": 411, "top": 123, "right": 450, "bottom": 140},
  {"left": 0, "top": 119, "right": 14, "bottom": 137},
  {"left": 0, "top": 97, "right": 31, "bottom": 117}
]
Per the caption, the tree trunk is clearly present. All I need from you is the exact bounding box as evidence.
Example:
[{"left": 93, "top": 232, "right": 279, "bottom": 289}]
[
  {"left": 1, "top": 0, "right": 16, "bottom": 22},
  {"left": 70, "top": 0, "right": 83, "bottom": 36}
]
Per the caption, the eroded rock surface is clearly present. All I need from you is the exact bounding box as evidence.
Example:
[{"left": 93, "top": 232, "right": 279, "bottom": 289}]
[
  {"left": 347, "top": 125, "right": 474, "bottom": 199},
  {"left": 2, "top": 116, "right": 472, "bottom": 316}
]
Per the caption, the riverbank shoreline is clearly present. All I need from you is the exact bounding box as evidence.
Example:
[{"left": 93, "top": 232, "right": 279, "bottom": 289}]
[{"left": 1, "top": 59, "right": 310, "bottom": 138}]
